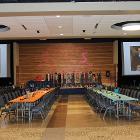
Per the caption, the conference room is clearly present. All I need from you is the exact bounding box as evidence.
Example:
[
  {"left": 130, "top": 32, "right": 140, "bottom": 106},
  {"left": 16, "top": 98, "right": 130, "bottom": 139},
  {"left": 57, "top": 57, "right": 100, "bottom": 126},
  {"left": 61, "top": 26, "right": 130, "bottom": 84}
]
[{"left": 0, "top": 0, "right": 140, "bottom": 140}]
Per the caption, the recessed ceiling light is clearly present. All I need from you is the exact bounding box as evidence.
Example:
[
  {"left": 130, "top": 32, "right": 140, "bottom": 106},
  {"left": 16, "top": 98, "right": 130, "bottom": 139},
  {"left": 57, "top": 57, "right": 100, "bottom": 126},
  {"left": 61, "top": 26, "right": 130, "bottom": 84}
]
[
  {"left": 56, "top": 15, "right": 60, "bottom": 18},
  {"left": 39, "top": 39, "right": 47, "bottom": 40},
  {"left": 60, "top": 34, "right": 63, "bottom": 36},
  {"left": 58, "top": 26, "right": 62, "bottom": 29},
  {"left": 0, "top": 25, "right": 10, "bottom": 32},
  {"left": 122, "top": 23, "right": 140, "bottom": 31},
  {"left": 84, "top": 38, "right": 91, "bottom": 40}
]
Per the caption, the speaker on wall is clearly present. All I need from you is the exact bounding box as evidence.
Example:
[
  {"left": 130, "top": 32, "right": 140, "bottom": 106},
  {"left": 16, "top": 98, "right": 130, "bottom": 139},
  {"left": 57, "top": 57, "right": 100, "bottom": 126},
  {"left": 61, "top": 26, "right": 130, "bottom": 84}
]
[{"left": 106, "top": 71, "right": 110, "bottom": 78}]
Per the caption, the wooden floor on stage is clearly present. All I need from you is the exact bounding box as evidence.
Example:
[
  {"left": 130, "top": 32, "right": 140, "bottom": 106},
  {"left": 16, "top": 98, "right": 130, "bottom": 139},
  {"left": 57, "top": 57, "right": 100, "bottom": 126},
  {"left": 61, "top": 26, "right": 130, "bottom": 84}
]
[{"left": 1, "top": 95, "right": 140, "bottom": 140}]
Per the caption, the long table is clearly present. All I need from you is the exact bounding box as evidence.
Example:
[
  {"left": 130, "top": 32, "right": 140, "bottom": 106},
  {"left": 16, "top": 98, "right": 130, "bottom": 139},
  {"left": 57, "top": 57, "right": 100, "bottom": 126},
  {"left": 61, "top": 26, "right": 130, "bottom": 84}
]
[
  {"left": 88, "top": 88, "right": 138, "bottom": 119},
  {"left": 10, "top": 88, "right": 54, "bottom": 121},
  {"left": 60, "top": 87, "right": 86, "bottom": 94}
]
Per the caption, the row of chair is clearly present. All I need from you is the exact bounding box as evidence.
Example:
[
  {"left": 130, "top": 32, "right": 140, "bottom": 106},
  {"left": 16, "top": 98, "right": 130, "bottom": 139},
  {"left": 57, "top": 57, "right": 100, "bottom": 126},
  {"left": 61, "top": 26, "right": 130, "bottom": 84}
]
[
  {"left": 26, "top": 80, "right": 51, "bottom": 91},
  {"left": 30, "top": 89, "right": 58, "bottom": 120},
  {"left": 119, "top": 88, "right": 140, "bottom": 99},
  {"left": 85, "top": 87, "right": 140, "bottom": 119},
  {"left": 85, "top": 89, "right": 117, "bottom": 119},
  {"left": 103, "top": 85, "right": 140, "bottom": 100},
  {"left": 0, "top": 88, "right": 27, "bottom": 105},
  {"left": 0, "top": 87, "right": 59, "bottom": 120}
]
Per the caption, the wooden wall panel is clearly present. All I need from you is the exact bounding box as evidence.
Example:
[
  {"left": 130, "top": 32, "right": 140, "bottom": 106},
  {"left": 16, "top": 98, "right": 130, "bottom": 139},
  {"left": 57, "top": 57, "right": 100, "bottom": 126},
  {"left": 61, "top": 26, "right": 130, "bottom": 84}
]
[{"left": 17, "top": 43, "right": 116, "bottom": 85}]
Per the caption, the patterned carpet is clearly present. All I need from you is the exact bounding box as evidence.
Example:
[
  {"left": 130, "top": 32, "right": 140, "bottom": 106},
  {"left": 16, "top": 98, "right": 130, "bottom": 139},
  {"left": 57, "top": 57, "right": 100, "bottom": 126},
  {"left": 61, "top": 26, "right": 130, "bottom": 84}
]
[
  {"left": 0, "top": 125, "right": 140, "bottom": 140},
  {"left": 0, "top": 128, "right": 46, "bottom": 140},
  {"left": 65, "top": 125, "right": 140, "bottom": 140}
]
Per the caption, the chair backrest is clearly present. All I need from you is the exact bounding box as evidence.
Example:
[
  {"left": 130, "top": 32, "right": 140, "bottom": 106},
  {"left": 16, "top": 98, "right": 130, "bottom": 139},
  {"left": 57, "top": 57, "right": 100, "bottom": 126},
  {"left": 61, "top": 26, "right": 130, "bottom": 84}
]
[
  {"left": 14, "top": 90, "right": 19, "bottom": 98},
  {"left": 126, "top": 89, "right": 131, "bottom": 96},
  {"left": 124, "top": 89, "right": 128, "bottom": 96},
  {"left": 11, "top": 91, "right": 16, "bottom": 99},
  {"left": 129, "top": 89, "right": 135, "bottom": 97},
  {"left": 136, "top": 91, "right": 140, "bottom": 100},
  {"left": 3, "top": 94, "right": 9, "bottom": 103},
  {"left": 121, "top": 88, "right": 126, "bottom": 94},
  {"left": 131, "top": 90, "right": 138, "bottom": 98},
  {"left": 8, "top": 92, "right": 13, "bottom": 101},
  {"left": 0, "top": 96, "right": 5, "bottom": 108}
]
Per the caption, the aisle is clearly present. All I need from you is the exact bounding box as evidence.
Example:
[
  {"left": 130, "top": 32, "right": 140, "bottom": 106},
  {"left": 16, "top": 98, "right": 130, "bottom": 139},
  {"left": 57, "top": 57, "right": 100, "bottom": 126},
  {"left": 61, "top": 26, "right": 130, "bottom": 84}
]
[
  {"left": 47, "top": 95, "right": 105, "bottom": 128},
  {"left": 44, "top": 95, "right": 108, "bottom": 140},
  {"left": 44, "top": 95, "right": 140, "bottom": 140},
  {"left": 47, "top": 95, "right": 68, "bottom": 128}
]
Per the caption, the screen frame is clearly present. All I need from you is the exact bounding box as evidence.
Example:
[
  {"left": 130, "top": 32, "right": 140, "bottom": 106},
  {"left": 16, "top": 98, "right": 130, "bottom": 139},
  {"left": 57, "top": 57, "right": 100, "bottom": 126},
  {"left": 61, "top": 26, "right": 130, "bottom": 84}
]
[
  {"left": 0, "top": 42, "right": 13, "bottom": 86},
  {"left": 118, "top": 39, "right": 140, "bottom": 87},
  {"left": 122, "top": 42, "right": 140, "bottom": 76}
]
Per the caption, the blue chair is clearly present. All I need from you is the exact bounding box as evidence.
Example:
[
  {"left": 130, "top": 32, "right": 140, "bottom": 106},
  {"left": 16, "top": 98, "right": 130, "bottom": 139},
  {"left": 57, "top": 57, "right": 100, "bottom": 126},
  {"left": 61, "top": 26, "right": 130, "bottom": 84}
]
[
  {"left": 0, "top": 96, "right": 17, "bottom": 119},
  {"left": 30, "top": 101, "right": 46, "bottom": 120}
]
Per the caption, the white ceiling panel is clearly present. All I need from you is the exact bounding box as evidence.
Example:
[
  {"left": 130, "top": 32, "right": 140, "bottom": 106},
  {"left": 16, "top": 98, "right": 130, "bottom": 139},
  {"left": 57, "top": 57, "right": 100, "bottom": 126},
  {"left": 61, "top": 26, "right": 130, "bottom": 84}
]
[
  {"left": 44, "top": 16, "right": 73, "bottom": 36},
  {"left": 0, "top": 14, "right": 140, "bottom": 39},
  {"left": 73, "top": 15, "right": 103, "bottom": 36}
]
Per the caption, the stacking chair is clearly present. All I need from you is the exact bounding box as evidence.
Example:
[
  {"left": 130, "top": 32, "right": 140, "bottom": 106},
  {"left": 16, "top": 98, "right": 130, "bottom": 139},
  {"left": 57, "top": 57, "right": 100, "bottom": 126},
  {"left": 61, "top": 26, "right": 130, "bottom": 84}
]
[
  {"left": 131, "top": 90, "right": 137, "bottom": 98},
  {"left": 121, "top": 88, "right": 126, "bottom": 94},
  {"left": 8, "top": 93, "right": 13, "bottom": 101},
  {"left": 30, "top": 101, "right": 46, "bottom": 120},
  {"left": 125, "top": 89, "right": 131, "bottom": 96},
  {"left": 128, "top": 89, "right": 135, "bottom": 97},
  {"left": 130, "top": 102, "right": 140, "bottom": 118},
  {"left": 3, "top": 94, "right": 9, "bottom": 104},
  {"left": 103, "top": 98, "right": 116, "bottom": 119},
  {"left": 11, "top": 91, "right": 17, "bottom": 99},
  {"left": 136, "top": 91, "right": 140, "bottom": 100},
  {"left": 0, "top": 96, "right": 17, "bottom": 119}
]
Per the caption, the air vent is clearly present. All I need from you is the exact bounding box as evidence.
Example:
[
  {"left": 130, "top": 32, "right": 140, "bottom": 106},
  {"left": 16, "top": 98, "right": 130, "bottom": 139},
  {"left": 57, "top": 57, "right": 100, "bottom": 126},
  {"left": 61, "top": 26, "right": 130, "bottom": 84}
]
[
  {"left": 22, "top": 25, "right": 27, "bottom": 30},
  {"left": 95, "top": 23, "right": 99, "bottom": 29}
]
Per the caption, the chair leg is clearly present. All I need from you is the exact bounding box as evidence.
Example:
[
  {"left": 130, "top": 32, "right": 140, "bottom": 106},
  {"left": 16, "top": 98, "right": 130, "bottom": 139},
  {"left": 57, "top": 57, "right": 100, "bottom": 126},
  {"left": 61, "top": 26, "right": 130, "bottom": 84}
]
[
  {"left": 103, "top": 108, "right": 109, "bottom": 120},
  {"left": 4, "top": 112, "right": 9, "bottom": 119},
  {"left": 40, "top": 111, "right": 45, "bottom": 119}
]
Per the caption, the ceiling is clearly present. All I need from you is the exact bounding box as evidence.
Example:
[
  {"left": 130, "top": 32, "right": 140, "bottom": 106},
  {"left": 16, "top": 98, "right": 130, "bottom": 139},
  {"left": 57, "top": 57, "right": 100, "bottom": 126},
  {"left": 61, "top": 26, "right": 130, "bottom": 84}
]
[
  {"left": 0, "top": 0, "right": 139, "bottom": 3},
  {"left": 0, "top": 14, "right": 140, "bottom": 40},
  {"left": 0, "top": 2, "right": 140, "bottom": 40}
]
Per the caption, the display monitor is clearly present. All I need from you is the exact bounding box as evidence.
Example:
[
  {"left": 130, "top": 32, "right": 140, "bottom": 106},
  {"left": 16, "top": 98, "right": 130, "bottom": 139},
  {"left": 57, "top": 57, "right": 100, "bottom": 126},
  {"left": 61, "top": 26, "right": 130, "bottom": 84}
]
[{"left": 122, "top": 42, "right": 140, "bottom": 75}]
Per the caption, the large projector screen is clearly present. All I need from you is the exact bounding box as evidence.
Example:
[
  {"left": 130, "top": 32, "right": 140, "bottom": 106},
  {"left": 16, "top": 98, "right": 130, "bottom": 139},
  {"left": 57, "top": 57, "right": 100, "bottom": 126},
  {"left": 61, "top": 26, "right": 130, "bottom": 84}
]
[
  {"left": 0, "top": 44, "right": 11, "bottom": 78},
  {"left": 122, "top": 42, "right": 140, "bottom": 76}
]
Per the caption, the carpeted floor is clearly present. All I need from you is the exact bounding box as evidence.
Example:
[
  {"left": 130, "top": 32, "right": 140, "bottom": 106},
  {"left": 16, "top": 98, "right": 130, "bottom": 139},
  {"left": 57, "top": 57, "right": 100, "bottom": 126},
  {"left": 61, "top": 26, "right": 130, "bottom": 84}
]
[
  {"left": 1, "top": 95, "right": 140, "bottom": 140},
  {"left": 65, "top": 126, "right": 140, "bottom": 140},
  {"left": 0, "top": 128, "right": 46, "bottom": 140},
  {"left": 1, "top": 125, "right": 140, "bottom": 140}
]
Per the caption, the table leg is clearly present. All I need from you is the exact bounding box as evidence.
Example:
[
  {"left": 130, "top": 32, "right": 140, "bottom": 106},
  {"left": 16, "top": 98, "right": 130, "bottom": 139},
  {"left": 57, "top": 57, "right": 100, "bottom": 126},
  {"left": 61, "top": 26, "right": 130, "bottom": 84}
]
[
  {"left": 29, "top": 103, "right": 31, "bottom": 122},
  {"left": 16, "top": 103, "right": 18, "bottom": 121},
  {"left": 128, "top": 103, "right": 132, "bottom": 120},
  {"left": 21, "top": 103, "right": 24, "bottom": 119},
  {"left": 116, "top": 101, "right": 119, "bottom": 119}
]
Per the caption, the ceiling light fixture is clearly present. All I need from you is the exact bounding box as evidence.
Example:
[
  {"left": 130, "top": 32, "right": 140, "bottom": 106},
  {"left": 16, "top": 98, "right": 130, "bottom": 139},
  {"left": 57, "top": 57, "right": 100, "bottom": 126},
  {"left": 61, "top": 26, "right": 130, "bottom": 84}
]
[
  {"left": 39, "top": 39, "right": 47, "bottom": 40},
  {"left": 122, "top": 23, "right": 140, "bottom": 31},
  {"left": 84, "top": 38, "right": 91, "bottom": 40},
  {"left": 0, "top": 25, "right": 10, "bottom": 32},
  {"left": 58, "top": 26, "right": 62, "bottom": 29},
  {"left": 60, "top": 33, "right": 63, "bottom": 36},
  {"left": 111, "top": 21, "right": 140, "bottom": 31},
  {"left": 56, "top": 15, "right": 60, "bottom": 18}
]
